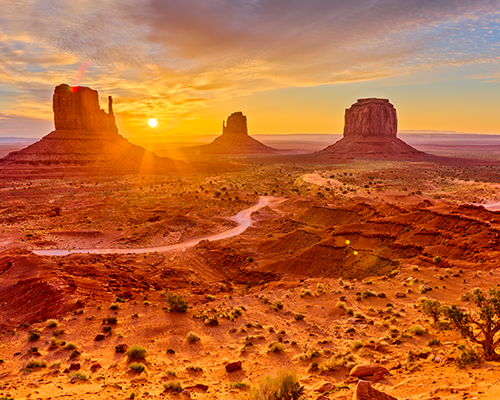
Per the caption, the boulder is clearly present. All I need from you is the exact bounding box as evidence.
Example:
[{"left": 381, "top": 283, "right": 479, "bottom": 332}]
[
  {"left": 115, "top": 343, "right": 128, "bottom": 353},
  {"left": 315, "top": 382, "right": 335, "bottom": 393},
  {"left": 350, "top": 364, "right": 390, "bottom": 382},
  {"left": 395, "top": 292, "right": 406, "bottom": 298},
  {"left": 354, "top": 380, "right": 397, "bottom": 400},
  {"left": 68, "top": 363, "right": 81, "bottom": 371},
  {"left": 95, "top": 334, "right": 105, "bottom": 341},
  {"left": 90, "top": 363, "right": 102, "bottom": 372},
  {"left": 225, "top": 361, "right": 242, "bottom": 372}
]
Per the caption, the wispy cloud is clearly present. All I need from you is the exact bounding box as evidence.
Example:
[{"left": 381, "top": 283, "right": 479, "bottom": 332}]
[{"left": 0, "top": 0, "right": 499, "bottom": 135}]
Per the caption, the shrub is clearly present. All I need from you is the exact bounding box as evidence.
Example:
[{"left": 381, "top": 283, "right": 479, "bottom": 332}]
[
  {"left": 270, "top": 300, "right": 284, "bottom": 311},
  {"left": 109, "top": 303, "right": 120, "bottom": 310},
  {"left": 165, "top": 291, "right": 189, "bottom": 313},
  {"left": 69, "top": 350, "right": 81, "bottom": 359},
  {"left": 26, "top": 359, "right": 47, "bottom": 369},
  {"left": 351, "top": 340, "right": 364, "bottom": 349},
  {"left": 268, "top": 342, "right": 285, "bottom": 353},
  {"left": 164, "top": 381, "right": 183, "bottom": 393},
  {"left": 320, "top": 354, "right": 347, "bottom": 371},
  {"left": 249, "top": 369, "right": 305, "bottom": 400},
  {"left": 102, "top": 326, "right": 112, "bottom": 332},
  {"left": 441, "top": 287, "right": 500, "bottom": 360},
  {"left": 126, "top": 345, "right": 148, "bottom": 360},
  {"left": 28, "top": 329, "right": 41, "bottom": 342},
  {"left": 230, "top": 382, "right": 249, "bottom": 389},
  {"left": 46, "top": 319, "right": 59, "bottom": 328},
  {"left": 204, "top": 316, "right": 219, "bottom": 326},
  {"left": 186, "top": 365, "right": 203, "bottom": 372},
  {"left": 65, "top": 343, "right": 77, "bottom": 350},
  {"left": 103, "top": 316, "right": 117, "bottom": 325},
  {"left": 129, "top": 362, "right": 146, "bottom": 373},
  {"left": 408, "top": 325, "right": 427, "bottom": 336},
  {"left": 427, "top": 338, "right": 441, "bottom": 346},
  {"left": 69, "top": 372, "right": 88, "bottom": 381},
  {"left": 186, "top": 332, "right": 200, "bottom": 343},
  {"left": 206, "top": 294, "right": 216, "bottom": 301},
  {"left": 433, "top": 256, "right": 442, "bottom": 264},
  {"left": 294, "top": 313, "right": 305, "bottom": 321},
  {"left": 362, "top": 290, "right": 377, "bottom": 299},
  {"left": 300, "top": 289, "right": 312, "bottom": 298},
  {"left": 336, "top": 301, "right": 346, "bottom": 309},
  {"left": 455, "top": 344, "right": 484, "bottom": 369},
  {"left": 419, "top": 299, "right": 442, "bottom": 324}
]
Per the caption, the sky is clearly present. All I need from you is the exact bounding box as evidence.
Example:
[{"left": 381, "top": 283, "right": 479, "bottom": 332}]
[{"left": 0, "top": 0, "right": 499, "bottom": 140}]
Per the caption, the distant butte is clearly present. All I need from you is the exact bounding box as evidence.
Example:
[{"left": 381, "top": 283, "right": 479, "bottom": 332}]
[
  {"left": 0, "top": 84, "right": 178, "bottom": 176},
  {"left": 194, "top": 111, "right": 277, "bottom": 154},
  {"left": 317, "top": 98, "right": 424, "bottom": 160}
]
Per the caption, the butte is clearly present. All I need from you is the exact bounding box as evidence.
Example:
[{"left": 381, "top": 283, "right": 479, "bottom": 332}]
[
  {"left": 0, "top": 84, "right": 179, "bottom": 177},
  {"left": 194, "top": 111, "right": 277, "bottom": 155},
  {"left": 316, "top": 98, "right": 424, "bottom": 161}
]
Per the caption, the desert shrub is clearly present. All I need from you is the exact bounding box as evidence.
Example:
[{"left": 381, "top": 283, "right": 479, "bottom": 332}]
[
  {"left": 46, "top": 319, "right": 59, "bottom": 328},
  {"left": 129, "top": 362, "right": 146, "bottom": 373},
  {"left": 206, "top": 294, "right": 216, "bottom": 301},
  {"left": 346, "top": 308, "right": 354, "bottom": 316},
  {"left": 268, "top": 342, "right": 285, "bottom": 353},
  {"left": 408, "top": 325, "right": 427, "bottom": 336},
  {"left": 25, "top": 359, "right": 47, "bottom": 369},
  {"left": 294, "top": 313, "right": 305, "bottom": 321},
  {"left": 300, "top": 289, "right": 312, "bottom": 298},
  {"left": 69, "top": 372, "right": 88, "bottom": 381},
  {"left": 249, "top": 369, "right": 305, "bottom": 400},
  {"left": 441, "top": 287, "right": 500, "bottom": 360},
  {"left": 109, "top": 303, "right": 120, "bottom": 310},
  {"left": 102, "top": 326, "right": 112, "bottom": 332},
  {"left": 362, "top": 290, "right": 377, "bottom": 299},
  {"left": 433, "top": 256, "right": 442, "bottom": 264},
  {"left": 270, "top": 300, "right": 284, "bottom": 311},
  {"left": 419, "top": 299, "right": 442, "bottom": 324},
  {"left": 186, "top": 365, "right": 203, "bottom": 372},
  {"left": 455, "top": 344, "right": 484, "bottom": 369},
  {"left": 320, "top": 353, "right": 347, "bottom": 371},
  {"left": 165, "top": 291, "right": 189, "bottom": 313},
  {"left": 52, "top": 329, "right": 65, "bottom": 337},
  {"left": 336, "top": 301, "right": 346, "bottom": 309},
  {"left": 102, "top": 316, "right": 117, "bottom": 325},
  {"left": 65, "top": 343, "right": 77, "bottom": 350},
  {"left": 186, "top": 331, "right": 200, "bottom": 343},
  {"left": 164, "top": 381, "right": 183, "bottom": 393},
  {"left": 204, "top": 316, "right": 219, "bottom": 326},
  {"left": 69, "top": 350, "right": 81, "bottom": 359},
  {"left": 164, "top": 370, "right": 176, "bottom": 376},
  {"left": 28, "top": 329, "right": 41, "bottom": 342},
  {"left": 427, "top": 338, "right": 441, "bottom": 346},
  {"left": 351, "top": 340, "right": 364, "bottom": 349},
  {"left": 230, "top": 382, "right": 249, "bottom": 389},
  {"left": 126, "top": 345, "right": 148, "bottom": 360},
  {"left": 293, "top": 348, "right": 320, "bottom": 361}
]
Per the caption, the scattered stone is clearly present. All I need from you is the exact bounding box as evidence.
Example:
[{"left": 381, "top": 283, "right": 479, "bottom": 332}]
[
  {"left": 377, "top": 292, "right": 386, "bottom": 298},
  {"left": 225, "top": 361, "right": 242, "bottom": 372},
  {"left": 90, "top": 363, "right": 102, "bottom": 372},
  {"left": 115, "top": 343, "right": 128, "bottom": 353},
  {"left": 395, "top": 292, "right": 406, "bottom": 298},
  {"left": 94, "top": 334, "right": 105, "bottom": 341},
  {"left": 180, "top": 389, "right": 191, "bottom": 397},
  {"left": 419, "top": 284, "right": 432, "bottom": 293},
  {"left": 68, "top": 363, "right": 80, "bottom": 371},
  {"left": 350, "top": 364, "right": 390, "bottom": 383},
  {"left": 354, "top": 380, "right": 397, "bottom": 400},
  {"left": 315, "top": 382, "right": 335, "bottom": 393},
  {"left": 185, "top": 384, "right": 209, "bottom": 392}
]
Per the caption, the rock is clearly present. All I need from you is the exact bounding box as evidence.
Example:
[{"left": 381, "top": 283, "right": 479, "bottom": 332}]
[
  {"left": 395, "top": 292, "right": 406, "bottom": 298},
  {"left": 354, "top": 380, "right": 397, "bottom": 400},
  {"left": 315, "top": 382, "right": 335, "bottom": 393},
  {"left": 185, "top": 384, "right": 209, "bottom": 392},
  {"left": 350, "top": 364, "right": 390, "bottom": 382},
  {"left": 0, "top": 84, "right": 179, "bottom": 174},
  {"left": 115, "top": 343, "right": 128, "bottom": 353},
  {"left": 68, "top": 363, "right": 80, "bottom": 371},
  {"left": 377, "top": 292, "right": 386, "bottom": 298},
  {"left": 192, "top": 112, "right": 277, "bottom": 155},
  {"left": 317, "top": 98, "right": 424, "bottom": 161},
  {"left": 419, "top": 284, "right": 432, "bottom": 293},
  {"left": 90, "top": 363, "right": 102, "bottom": 372},
  {"left": 225, "top": 361, "right": 242, "bottom": 372},
  {"left": 53, "top": 84, "right": 117, "bottom": 132},
  {"left": 180, "top": 389, "right": 191, "bottom": 397},
  {"left": 94, "top": 334, "right": 105, "bottom": 341}
]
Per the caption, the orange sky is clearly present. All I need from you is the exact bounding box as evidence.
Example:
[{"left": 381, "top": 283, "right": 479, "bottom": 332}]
[{"left": 0, "top": 1, "right": 498, "bottom": 139}]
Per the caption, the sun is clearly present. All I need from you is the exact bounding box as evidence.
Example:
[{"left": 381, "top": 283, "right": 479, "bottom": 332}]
[{"left": 148, "top": 118, "right": 157, "bottom": 128}]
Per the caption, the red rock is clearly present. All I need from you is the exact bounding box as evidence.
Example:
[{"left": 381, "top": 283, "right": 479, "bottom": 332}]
[
  {"left": 90, "top": 363, "right": 102, "bottom": 372},
  {"left": 68, "top": 363, "right": 80, "bottom": 371},
  {"left": 194, "top": 112, "right": 277, "bottom": 155},
  {"left": 180, "top": 389, "right": 191, "bottom": 397},
  {"left": 95, "top": 334, "right": 105, "bottom": 341},
  {"left": 225, "top": 361, "right": 242, "bottom": 372},
  {"left": 318, "top": 98, "right": 423, "bottom": 161},
  {"left": 350, "top": 364, "right": 390, "bottom": 382},
  {"left": 115, "top": 343, "right": 128, "bottom": 353},
  {"left": 315, "top": 382, "right": 335, "bottom": 392},
  {"left": 395, "top": 292, "right": 406, "bottom": 298},
  {"left": 354, "top": 380, "right": 397, "bottom": 400}
]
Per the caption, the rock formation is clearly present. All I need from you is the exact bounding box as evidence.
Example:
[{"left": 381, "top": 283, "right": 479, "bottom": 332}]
[
  {"left": 193, "top": 111, "right": 277, "bottom": 155},
  {"left": 0, "top": 84, "right": 178, "bottom": 176},
  {"left": 317, "top": 98, "right": 423, "bottom": 160}
]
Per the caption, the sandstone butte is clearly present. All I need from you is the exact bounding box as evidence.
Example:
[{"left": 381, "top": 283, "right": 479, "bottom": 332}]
[
  {"left": 0, "top": 84, "right": 178, "bottom": 176},
  {"left": 317, "top": 98, "right": 424, "bottom": 160},
  {"left": 195, "top": 111, "right": 277, "bottom": 154}
]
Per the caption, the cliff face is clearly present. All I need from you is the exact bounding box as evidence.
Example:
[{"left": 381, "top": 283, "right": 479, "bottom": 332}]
[
  {"left": 222, "top": 112, "right": 248, "bottom": 136},
  {"left": 343, "top": 98, "right": 397, "bottom": 139},
  {"left": 318, "top": 98, "right": 423, "bottom": 161},
  {"left": 53, "top": 84, "right": 117, "bottom": 133}
]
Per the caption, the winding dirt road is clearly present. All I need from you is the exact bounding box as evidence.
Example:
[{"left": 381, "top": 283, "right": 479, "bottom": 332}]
[{"left": 33, "top": 196, "right": 282, "bottom": 256}]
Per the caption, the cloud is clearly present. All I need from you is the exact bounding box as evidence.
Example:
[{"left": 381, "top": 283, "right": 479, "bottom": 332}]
[{"left": 0, "top": 0, "right": 499, "bottom": 134}]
